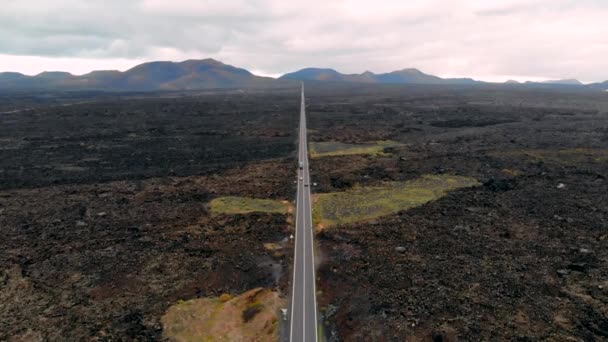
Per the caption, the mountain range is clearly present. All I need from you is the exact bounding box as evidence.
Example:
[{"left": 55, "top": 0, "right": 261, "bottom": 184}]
[
  {"left": 0, "top": 59, "right": 282, "bottom": 91},
  {"left": 0, "top": 58, "right": 606, "bottom": 91},
  {"left": 279, "top": 67, "right": 478, "bottom": 85},
  {"left": 540, "top": 79, "right": 583, "bottom": 86}
]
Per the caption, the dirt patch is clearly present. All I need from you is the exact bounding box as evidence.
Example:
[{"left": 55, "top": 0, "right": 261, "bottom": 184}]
[{"left": 162, "top": 288, "right": 284, "bottom": 342}]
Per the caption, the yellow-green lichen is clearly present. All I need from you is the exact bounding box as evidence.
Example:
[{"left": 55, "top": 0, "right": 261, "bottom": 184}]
[
  {"left": 209, "top": 196, "right": 288, "bottom": 216},
  {"left": 309, "top": 140, "right": 401, "bottom": 158},
  {"left": 313, "top": 174, "right": 479, "bottom": 227}
]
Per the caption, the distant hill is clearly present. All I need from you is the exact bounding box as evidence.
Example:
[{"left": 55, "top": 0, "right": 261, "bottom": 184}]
[
  {"left": 540, "top": 79, "right": 583, "bottom": 86},
  {"left": 0, "top": 59, "right": 285, "bottom": 91},
  {"left": 518, "top": 78, "right": 603, "bottom": 90},
  {"left": 281, "top": 68, "right": 344, "bottom": 82},
  {"left": 280, "top": 67, "right": 479, "bottom": 85},
  {"left": 1, "top": 59, "right": 605, "bottom": 91},
  {"left": 36, "top": 71, "right": 74, "bottom": 80},
  {"left": 588, "top": 81, "right": 608, "bottom": 90},
  {"left": 0, "top": 72, "right": 27, "bottom": 82}
]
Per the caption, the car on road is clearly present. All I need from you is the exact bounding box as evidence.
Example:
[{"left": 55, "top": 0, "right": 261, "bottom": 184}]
[
  {"left": 299, "top": 176, "right": 303, "bottom": 181},
  {"left": 299, "top": 161, "right": 304, "bottom": 169}
]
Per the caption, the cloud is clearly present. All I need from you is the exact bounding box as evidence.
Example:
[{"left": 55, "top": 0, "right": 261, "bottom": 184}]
[{"left": 0, "top": 0, "right": 607, "bottom": 82}]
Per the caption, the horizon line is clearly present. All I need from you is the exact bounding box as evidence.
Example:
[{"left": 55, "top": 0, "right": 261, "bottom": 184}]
[{"left": 0, "top": 56, "right": 603, "bottom": 85}]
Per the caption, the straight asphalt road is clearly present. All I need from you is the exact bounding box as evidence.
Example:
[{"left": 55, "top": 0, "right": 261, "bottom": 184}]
[{"left": 289, "top": 84, "right": 319, "bottom": 342}]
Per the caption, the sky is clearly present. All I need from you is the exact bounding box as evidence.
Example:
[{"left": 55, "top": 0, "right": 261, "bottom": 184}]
[{"left": 1, "top": 0, "right": 607, "bottom": 83}]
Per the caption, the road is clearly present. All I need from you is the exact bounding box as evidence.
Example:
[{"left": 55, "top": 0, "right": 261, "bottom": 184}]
[{"left": 289, "top": 84, "right": 319, "bottom": 342}]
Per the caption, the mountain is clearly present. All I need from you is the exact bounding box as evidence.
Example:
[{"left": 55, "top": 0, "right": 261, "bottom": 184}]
[
  {"left": 588, "top": 81, "right": 608, "bottom": 90},
  {"left": 376, "top": 68, "right": 444, "bottom": 84},
  {"left": 0, "top": 59, "right": 283, "bottom": 91},
  {"left": 1, "top": 59, "right": 603, "bottom": 91},
  {"left": 0, "top": 72, "right": 30, "bottom": 87},
  {"left": 280, "top": 68, "right": 340, "bottom": 81},
  {"left": 36, "top": 71, "right": 73, "bottom": 79},
  {"left": 280, "top": 67, "right": 480, "bottom": 85},
  {"left": 541, "top": 79, "right": 583, "bottom": 86},
  {"left": 0, "top": 72, "right": 27, "bottom": 82},
  {"left": 279, "top": 68, "right": 376, "bottom": 83},
  {"left": 505, "top": 80, "right": 520, "bottom": 84}
]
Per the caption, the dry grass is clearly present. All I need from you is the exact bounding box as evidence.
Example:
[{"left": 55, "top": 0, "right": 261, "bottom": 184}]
[{"left": 162, "top": 288, "right": 284, "bottom": 342}]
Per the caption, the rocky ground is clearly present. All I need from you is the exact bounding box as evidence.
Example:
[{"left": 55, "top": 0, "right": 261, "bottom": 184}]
[
  {"left": 0, "top": 91, "right": 299, "bottom": 341},
  {"left": 1, "top": 84, "right": 607, "bottom": 341},
  {"left": 305, "top": 84, "right": 608, "bottom": 341}
]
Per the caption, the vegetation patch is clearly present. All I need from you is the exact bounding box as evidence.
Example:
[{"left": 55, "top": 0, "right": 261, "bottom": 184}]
[
  {"left": 210, "top": 196, "right": 289, "bottom": 216},
  {"left": 491, "top": 148, "right": 608, "bottom": 165},
  {"left": 263, "top": 242, "right": 282, "bottom": 251},
  {"left": 162, "top": 288, "right": 284, "bottom": 342},
  {"left": 309, "top": 140, "right": 401, "bottom": 158},
  {"left": 313, "top": 174, "right": 480, "bottom": 227}
]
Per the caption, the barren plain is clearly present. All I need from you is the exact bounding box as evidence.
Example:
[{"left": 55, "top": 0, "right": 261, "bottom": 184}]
[{"left": 1, "top": 84, "right": 607, "bottom": 341}]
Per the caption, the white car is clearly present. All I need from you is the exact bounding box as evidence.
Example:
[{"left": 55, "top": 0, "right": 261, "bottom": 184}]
[
  {"left": 281, "top": 308, "right": 288, "bottom": 320},
  {"left": 299, "top": 176, "right": 303, "bottom": 181}
]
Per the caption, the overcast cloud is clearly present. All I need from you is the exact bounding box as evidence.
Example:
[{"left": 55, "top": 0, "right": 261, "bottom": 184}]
[{"left": 1, "top": 0, "right": 607, "bottom": 82}]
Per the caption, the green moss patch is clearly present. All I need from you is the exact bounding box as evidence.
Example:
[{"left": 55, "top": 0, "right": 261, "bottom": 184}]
[
  {"left": 313, "top": 174, "right": 479, "bottom": 227},
  {"left": 309, "top": 140, "right": 401, "bottom": 158},
  {"left": 209, "top": 196, "right": 288, "bottom": 216}
]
